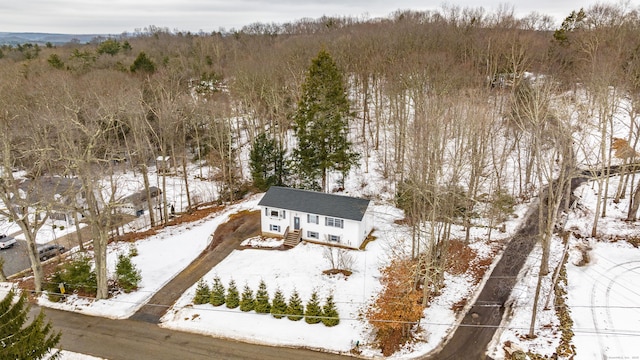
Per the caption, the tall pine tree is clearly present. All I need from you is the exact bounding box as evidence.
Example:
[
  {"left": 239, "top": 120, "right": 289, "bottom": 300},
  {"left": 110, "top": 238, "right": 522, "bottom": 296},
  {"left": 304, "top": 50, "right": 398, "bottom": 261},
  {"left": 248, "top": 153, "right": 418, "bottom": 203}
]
[
  {"left": 293, "top": 49, "right": 357, "bottom": 192},
  {"left": 249, "top": 132, "right": 287, "bottom": 191},
  {"left": 0, "top": 290, "right": 61, "bottom": 359}
]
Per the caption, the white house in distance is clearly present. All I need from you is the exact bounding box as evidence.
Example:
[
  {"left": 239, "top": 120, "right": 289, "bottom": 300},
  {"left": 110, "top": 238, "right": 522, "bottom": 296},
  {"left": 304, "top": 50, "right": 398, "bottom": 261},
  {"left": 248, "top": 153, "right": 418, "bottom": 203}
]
[{"left": 257, "top": 186, "right": 374, "bottom": 248}]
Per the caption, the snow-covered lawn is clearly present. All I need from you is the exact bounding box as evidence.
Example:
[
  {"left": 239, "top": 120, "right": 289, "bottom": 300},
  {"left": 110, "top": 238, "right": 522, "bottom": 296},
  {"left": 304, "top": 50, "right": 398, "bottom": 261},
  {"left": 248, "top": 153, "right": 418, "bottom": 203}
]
[
  {"left": 160, "top": 204, "right": 403, "bottom": 355},
  {"left": 22, "top": 173, "right": 640, "bottom": 359},
  {"left": 37, "top": 196, "right": 261, "bottom": 319},
  {"left": 5, "top": 195, "right": 520, "bottom": 359},
  {"left": 159, "top": 202, "right": 523, "bottom": 358}
]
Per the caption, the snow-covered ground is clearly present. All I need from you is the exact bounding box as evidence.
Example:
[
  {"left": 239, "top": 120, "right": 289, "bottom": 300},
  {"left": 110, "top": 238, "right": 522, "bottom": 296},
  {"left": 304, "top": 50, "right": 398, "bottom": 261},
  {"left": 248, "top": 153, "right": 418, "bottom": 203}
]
[
  {"left": 4, "top": 173, "right": 637, "bottom": 359},
  {"left": 492, "top": 176, "right": 640, "bottom": 359},
  {"left": 0, "top": 144, "right": 534, "bottom": 359},
  {"left": 19, "top": 185, "right": 525, "bottom": 358},
  {"left": 3, "top": 88, "right": 639, "bottom": 359},
  {"left": 38, "top": 197, "right": 260, "bottom": 319}
]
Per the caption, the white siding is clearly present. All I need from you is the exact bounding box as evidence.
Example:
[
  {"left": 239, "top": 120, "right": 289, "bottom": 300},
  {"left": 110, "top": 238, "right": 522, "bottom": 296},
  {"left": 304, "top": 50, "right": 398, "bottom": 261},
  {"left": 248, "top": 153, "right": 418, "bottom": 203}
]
[
  {"left": 260, "top": 206, "right": 288, "bottom": 236},
  {"left": 260, "top": 203, "right": 374, "bottom": 247}
]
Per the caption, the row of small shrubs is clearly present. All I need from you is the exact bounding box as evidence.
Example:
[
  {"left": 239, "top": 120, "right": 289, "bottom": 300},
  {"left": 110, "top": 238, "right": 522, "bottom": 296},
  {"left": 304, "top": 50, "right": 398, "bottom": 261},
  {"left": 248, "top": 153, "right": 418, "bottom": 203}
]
[
  {"left": 45, "top": 253, "right": 141, "bottom": 301},
  {"left": 193, "top": 277, "right": 340, "bottom": 326}
]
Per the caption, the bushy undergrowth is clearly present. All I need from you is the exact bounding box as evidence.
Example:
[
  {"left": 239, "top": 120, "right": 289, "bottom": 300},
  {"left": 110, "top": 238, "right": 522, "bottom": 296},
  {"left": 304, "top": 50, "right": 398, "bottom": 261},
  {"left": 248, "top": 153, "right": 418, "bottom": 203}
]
[{"left": 45, "top": 254, "right": 97, "bottom": 301}]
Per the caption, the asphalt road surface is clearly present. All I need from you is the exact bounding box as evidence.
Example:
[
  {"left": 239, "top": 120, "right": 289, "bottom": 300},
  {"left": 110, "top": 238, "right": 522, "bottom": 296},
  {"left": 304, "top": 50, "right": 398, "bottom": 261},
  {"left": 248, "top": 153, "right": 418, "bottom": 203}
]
[
  {"left": 429, "top": 174, "right": 590, "bottom": 359},
  {"left": 0, "top": 239, "right": 31, "bottom": 276},
  {"left": 37, "top": 306, "right": 352, "bottom": 360}
]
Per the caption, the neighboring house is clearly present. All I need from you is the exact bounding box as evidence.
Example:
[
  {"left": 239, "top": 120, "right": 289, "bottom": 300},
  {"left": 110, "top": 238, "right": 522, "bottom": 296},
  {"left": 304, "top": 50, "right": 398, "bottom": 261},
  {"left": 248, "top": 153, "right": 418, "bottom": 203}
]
[
  {"left": 156, "top": 156, "right": 174, "bottom": 174},
  {"left": 257, "top": 186, "right": 374, "bottom": 248},
  {"left": 16, "top": 177, "right": 85, "bottom": 224},
  {"left": 118, "top": 186, "right": 161, "bottom": 217}
]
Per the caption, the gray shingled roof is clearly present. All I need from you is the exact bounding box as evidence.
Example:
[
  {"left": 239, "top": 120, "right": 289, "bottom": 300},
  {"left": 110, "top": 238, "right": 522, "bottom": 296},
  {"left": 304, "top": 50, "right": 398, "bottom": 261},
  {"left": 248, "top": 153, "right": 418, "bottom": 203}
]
[{"left": 258, "top": 186, "right": 370, "bottom": 221}]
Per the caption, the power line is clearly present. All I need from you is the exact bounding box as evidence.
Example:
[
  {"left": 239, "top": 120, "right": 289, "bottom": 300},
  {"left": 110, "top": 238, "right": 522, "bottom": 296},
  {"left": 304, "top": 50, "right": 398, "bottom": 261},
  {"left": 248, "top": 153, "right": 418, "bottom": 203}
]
[{"left": 15, "top": 288, "right": 640, "bottom": 338}]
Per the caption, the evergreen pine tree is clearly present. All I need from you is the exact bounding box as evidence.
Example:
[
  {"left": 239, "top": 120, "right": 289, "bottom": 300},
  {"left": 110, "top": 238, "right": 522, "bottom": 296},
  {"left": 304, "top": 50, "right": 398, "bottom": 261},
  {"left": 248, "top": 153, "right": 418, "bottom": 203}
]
[
  {"left": 225, "top": 279, "right": 240, "bottom": 309},
  {"left": 130, "top": 51, "right": 156, "bottom": 73},
  {"left": 254, "top": 280, "right": 271, "bottom": 314},
  {"left": 193, "top": 279, "right": 211, "bottom": 305},
  {"left": 239, "top": 283, "right": 255, "bottom": 312},
  {"left": 293, "top": 49, "right": 358, "bottom": 191},
  {"left": 209, "top": 276, "right": 226, "bottom": 307},
  {"left": 304, "top": 290, "right": 323, "bottom": 324},
  {"left": 0, "top": 290, "right": 61, "bottom": 359},
  {"left": 286, "top": 289, "right": 304, "bottom": 321},
  {"left": 45, "top": 254, "right": 97, "bottom": 297},
  {"left": 270, "top": 288, "right": 287, "bottom": 319},
  {"left": 249, "top": 133, "right": 288, "bottom": 191},
  {"left": 115, "top": 254, "right": 142, "bottom": 293},
  {"left": 322, "top": 295, "right": 340, "bottom": 327}
]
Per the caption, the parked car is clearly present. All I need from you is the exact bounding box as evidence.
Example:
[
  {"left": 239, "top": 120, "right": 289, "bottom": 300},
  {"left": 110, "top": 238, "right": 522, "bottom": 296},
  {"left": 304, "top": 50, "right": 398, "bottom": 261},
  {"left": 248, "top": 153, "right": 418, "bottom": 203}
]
[
  {"left": 37, "top": 244, "right": 65, "bottom": 261},
  {"left": 0, "top": 234, "right": 17, "bottom": 249}
]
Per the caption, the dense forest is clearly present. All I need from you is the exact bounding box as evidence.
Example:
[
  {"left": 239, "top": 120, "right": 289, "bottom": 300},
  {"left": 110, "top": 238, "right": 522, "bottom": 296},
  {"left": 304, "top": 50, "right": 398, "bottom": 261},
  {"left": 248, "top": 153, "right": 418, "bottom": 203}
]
[{"left": 1, "top": 3, "right": 640, "bottom": 354}]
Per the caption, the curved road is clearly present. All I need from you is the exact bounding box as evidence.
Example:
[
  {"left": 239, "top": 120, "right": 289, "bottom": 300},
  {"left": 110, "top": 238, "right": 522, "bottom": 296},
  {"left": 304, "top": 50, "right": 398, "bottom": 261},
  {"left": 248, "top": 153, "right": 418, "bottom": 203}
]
[
  {"left": 20, "top": 173, "right": 596, "bottom": 359},
  {"left": 36, "top": 306, "right": 351, "bottom": 360}
]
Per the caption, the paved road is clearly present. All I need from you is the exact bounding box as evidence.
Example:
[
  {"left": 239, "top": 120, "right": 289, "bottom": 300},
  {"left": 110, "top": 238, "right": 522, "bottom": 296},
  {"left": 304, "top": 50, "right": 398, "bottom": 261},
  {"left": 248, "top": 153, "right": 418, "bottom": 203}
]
[
  {"left": 0, "top": 238, "right": 31, "bottom": 276},
  {"left": 2, "top": 226, "right": 89, "bottom": 278},
  {"left": 36, "top": 306, "right": 351, "bottom": 360},
  {"left": 429, "top": 174, "right": 589, "bottom": 359},
  {"left": 431, "top": 233, "right": 539, "bottom": 359}
]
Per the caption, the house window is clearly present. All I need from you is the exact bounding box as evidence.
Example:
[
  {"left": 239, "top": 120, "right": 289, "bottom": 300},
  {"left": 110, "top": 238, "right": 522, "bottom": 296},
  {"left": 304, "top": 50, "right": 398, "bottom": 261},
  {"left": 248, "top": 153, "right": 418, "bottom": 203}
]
[
  {"left": 328, "top": 234, "right": 341, "bottom": 242},
  {"left": 270, "top": 224, "right": 281, "bottom": 232},
  {"left": 267, "top": 208, "right": 285, "bottom": 219},
  {"left": 307, "top": 214, "right": 319, "bottom": 224},
  {"left": 325, "top": 217, "right": 343, "bottom": 228},
  {"left": 307, "top": 231, "right": 319, "bottom": 239}
]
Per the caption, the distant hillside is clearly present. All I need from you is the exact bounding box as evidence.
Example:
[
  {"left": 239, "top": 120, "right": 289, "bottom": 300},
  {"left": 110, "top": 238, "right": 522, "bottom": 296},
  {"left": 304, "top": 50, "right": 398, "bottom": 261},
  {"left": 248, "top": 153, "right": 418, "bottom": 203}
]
[{"left": 0, "top": 32, "right": 106, "bottom": 45}]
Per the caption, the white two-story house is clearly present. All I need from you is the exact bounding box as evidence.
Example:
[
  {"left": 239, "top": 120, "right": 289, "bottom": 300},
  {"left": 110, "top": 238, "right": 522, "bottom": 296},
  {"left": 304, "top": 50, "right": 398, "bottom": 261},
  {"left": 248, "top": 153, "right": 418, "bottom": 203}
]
[{"left": 258, "top": 186, "right": 374, "bottom": 248}]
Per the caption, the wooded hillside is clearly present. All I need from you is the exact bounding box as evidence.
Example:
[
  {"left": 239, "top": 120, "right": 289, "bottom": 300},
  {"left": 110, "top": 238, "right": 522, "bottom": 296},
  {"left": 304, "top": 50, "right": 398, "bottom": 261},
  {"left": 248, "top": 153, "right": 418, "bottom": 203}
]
[{"left": 1, "top": 3, "right": 639, "bottom": 328}]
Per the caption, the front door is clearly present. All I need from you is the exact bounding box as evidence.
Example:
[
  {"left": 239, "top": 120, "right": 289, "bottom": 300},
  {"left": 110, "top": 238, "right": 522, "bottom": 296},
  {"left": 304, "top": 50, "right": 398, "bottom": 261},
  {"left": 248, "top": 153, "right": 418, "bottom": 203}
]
[{"left": 294, "top": 216, "right": 300, "bottom": 230}]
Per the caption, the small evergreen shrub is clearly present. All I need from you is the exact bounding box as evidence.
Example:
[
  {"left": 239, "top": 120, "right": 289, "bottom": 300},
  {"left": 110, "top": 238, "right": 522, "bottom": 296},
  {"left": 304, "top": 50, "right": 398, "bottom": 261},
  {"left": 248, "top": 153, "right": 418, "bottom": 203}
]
[
  {"left": 225, "top": 279, "right": 240, "bottom": 309},
  {"left": 115, "top": 254, "right": 142, "bottom": 293},
  {"left": 322, "top": 295, "right": 340, "bottom": 327},
  {"left": 45, "top": 254, "right": 97, "bottom": 300},
  {"left": 45, "top": 271, "right": 66, "bottom": 302},
  {"left": 209, "top": 276, "right": 225, "bottom": 306},
  {"left": 239, "top": 284, "right": 255, "bottom": 312},
  {"left": 286, "top": 289, "right": 304, "bottom": 321},
  {"left": 128, "top": 244, "right": 139, "bottom": 257},
  {"left": 304, "top": 291, "right": 322, "bottom": 324},
  {"left": 270, "top": 289, "right": 287, "bottom": 319},
  {"left": 193, "top": 280, "right": 211, "bottom": 305},
  {"left": 254, "top": 280, "right": 271, "bottom": 314}
]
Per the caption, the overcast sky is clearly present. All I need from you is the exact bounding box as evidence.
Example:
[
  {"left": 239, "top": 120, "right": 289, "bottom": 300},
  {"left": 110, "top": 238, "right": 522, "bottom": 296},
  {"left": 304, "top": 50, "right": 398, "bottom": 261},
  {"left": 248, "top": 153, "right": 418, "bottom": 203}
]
[{"left": 0, "top": 0, "right": 624, "bottom": 34}]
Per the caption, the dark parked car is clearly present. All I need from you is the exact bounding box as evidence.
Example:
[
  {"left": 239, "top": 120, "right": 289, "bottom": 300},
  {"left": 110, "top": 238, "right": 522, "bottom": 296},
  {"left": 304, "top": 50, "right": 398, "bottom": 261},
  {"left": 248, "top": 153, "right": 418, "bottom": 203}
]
[
  {"left": 37, "top": 244, "right": 65, "bottom": 261},
  {"left": 0, "top": 234, "right": 17, "bottom": 249}
]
